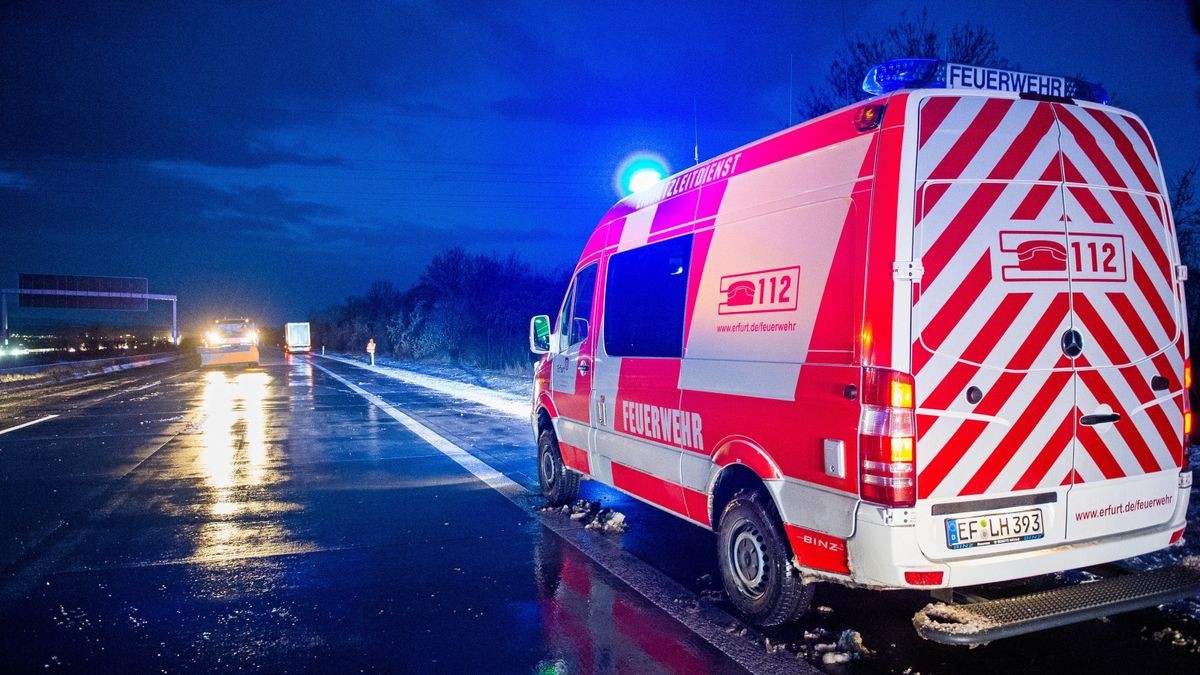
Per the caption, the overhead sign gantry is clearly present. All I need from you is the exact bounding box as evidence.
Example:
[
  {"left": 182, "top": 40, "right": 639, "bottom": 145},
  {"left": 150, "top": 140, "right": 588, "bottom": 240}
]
[{"left": 2, "top": 274, "right": 178, "bottom": 345}]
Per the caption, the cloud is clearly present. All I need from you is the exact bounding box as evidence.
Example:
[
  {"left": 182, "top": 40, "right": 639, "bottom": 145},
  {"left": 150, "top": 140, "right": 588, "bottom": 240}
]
[
  {"left": 0, "top": 2, "right": 481, "bottom": 168},
  {"left": 0, "top": 168, "right": 32, "bottom": 190},
  {"left": 485, "top": 3, "right": 806, "bottom": 128},
  {"left": 0, "top": 160, "right": 340, "bottom": 253},
  {"left": 0, "top": 1, "right": 821, "bottom": 324}
]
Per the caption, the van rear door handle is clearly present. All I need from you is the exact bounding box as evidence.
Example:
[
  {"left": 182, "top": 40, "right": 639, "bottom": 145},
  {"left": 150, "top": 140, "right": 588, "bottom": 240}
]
[
  {"left": 1080, "top": 413, "right": 1121, "bottom": 426},
  {"left": 577, "top": 360, "right": 591, "bottom": 375}
]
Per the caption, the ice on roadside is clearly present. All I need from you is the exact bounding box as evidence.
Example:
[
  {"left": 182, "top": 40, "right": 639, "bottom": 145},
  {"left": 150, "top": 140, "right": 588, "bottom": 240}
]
[
  {"left": 810, "top": 629, "right": 870, "bottom": 665},
  {"left": 539, "top": 499, "right": 628, "bottom": 534},
  {"left": 588, "top": 510, "right": 626, "bottom": 533}
]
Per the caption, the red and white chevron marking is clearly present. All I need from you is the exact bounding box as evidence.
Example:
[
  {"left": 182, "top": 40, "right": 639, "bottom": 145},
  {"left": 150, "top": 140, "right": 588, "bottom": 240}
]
[{"left": 910, "top": 95, "right": 1184, "bottom": 501}]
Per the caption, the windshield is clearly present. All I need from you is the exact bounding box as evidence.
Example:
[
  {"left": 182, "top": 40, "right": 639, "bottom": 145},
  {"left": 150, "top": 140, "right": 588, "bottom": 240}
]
[{"left": 215, "top": 322, "right": 253, "bottom": 336}]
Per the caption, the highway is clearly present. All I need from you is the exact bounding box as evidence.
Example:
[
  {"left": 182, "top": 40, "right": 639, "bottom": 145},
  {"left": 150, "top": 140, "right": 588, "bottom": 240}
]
[
  {"left": 1, "top": 351, "right": 1197, "bottom": 673},
  {"left": 0, "top": 352, "right": 751, "bottom": 673}
]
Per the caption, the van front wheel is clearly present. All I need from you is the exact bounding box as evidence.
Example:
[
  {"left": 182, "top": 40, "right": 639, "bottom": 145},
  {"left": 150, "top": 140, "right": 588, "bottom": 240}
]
[
  {"left": 716, "top": 490, "right": 813, "bottom": 627},
  {"left": 537, "top": 428, "right": 579, "bottom": 505}
]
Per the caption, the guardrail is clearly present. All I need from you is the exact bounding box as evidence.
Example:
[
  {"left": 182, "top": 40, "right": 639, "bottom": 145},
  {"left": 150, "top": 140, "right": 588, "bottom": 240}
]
[{"left": 0, "top": 352, "right": 181, "bottom": 380}]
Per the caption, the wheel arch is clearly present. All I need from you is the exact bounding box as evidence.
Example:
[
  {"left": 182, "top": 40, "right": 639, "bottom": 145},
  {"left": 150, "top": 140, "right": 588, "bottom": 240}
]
[
  {"left": 536, "top": 394, "right": 559, "bottom": 431},
  {"left": 708, "top": 437, "right": 784, "bottom": 530},
  {"left": 710, "top": 463, "right": 773, "bottom": 533},
  {"left": 536, "top": 405, "right": 555, "bottom": 435}
]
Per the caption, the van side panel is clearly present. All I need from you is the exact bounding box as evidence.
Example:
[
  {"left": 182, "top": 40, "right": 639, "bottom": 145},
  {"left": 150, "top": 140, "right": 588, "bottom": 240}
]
[
  {"left": 863, "top": 92, "right": 910, "bottom": 371},
  {"left": 578, "top": 106, "right": 886, "bottom": 546},
  {"left": 678, "top": 131, "right": 879, "bottom": 543}
]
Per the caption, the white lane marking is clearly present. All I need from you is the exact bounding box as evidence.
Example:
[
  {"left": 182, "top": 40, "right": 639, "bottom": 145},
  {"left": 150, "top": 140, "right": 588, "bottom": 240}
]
[
  {"left": 311, "top": 362, "right": 527, "bottom": 500},
  {"left": 313, "top": 359, "right": 814, "bottom": 675},
  {"left": 316, "top": 354, "right": 527, "bottom": 418},
  {"left": 0, "top": 414, "right": 59, "bottom": 436}
]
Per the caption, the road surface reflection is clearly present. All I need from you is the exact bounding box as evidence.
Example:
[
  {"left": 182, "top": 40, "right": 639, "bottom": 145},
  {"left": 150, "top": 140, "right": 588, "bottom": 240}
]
[
  {"left": 194, "top": 370, "right": 304, "bottom": 568},
  {"left": 532, "top": 532, "right": 728, "bottom": 674}
]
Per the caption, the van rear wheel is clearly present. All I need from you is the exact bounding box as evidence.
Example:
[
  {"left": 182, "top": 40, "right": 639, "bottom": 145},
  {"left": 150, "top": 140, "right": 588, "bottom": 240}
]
[
  {"left": 716, "top": 489, "right": 813, "bottom": 627},
  {"left": 537, "top": 428, "right": 579, "bottom": 505}
]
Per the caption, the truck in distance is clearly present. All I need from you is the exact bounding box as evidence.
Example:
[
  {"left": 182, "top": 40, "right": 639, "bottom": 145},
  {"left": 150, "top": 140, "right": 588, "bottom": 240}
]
[{"left": 285, "top": 322, "right": 311, "bottom": 354}]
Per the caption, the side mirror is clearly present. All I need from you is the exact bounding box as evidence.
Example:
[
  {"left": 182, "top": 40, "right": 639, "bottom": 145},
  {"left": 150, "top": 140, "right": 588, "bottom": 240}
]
[
  {"left": 529, "top": 315, "right": 551, "bottom": 354},
  {"left": 570, "top": 317, "right": 589, "bottom": 345}
]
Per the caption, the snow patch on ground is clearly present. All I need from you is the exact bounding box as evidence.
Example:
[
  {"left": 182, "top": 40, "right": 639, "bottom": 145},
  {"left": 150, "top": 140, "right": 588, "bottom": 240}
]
[
  {"left": 320, "top": 354, "right": 529, "bottom": 419},
  {"left": 810, "top": 628, "right": 871, "bottom": 664},
  {"left": 913, "top": 602, "right": 1000, "bottom": 637},
  {"left": 539, "top": 499, "right": 628, "bottom": 534},
  {"left": 139, "top": 416, "right": 183, "bottom": 425},
  {"left": 1148, "top": 625, "right": 1200, "bottom": 652},
  {"left": 749, "top": 627, "right": 873, "bottom": 665}
]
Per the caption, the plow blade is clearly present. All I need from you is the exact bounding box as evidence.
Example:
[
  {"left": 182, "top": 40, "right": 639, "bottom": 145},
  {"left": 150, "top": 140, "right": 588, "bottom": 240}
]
[{"left": 198, "top": 345, "right": 259, "bottom": 368}]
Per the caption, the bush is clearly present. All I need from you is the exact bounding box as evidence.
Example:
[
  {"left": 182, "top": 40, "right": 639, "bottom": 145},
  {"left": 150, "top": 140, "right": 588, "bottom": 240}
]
[{"left": 313, "top": 248, "right": 568, "bottom": 371}]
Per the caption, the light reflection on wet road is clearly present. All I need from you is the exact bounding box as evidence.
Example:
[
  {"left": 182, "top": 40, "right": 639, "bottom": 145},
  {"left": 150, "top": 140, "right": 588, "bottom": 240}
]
[
  {"left": 193, "top": 369, "right": 300, "bottom": 568},
  {"left": 0, "top": 353, "right": 742, "bottom": 673}
]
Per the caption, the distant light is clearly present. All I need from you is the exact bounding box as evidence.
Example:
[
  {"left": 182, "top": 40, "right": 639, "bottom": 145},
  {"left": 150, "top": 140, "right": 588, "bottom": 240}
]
[{"left": 614, "top": 152, "right": 670, "bottom": 197}]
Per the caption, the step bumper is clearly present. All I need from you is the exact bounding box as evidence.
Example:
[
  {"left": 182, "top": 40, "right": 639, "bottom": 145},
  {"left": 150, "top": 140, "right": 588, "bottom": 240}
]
[{"left": 913, "top": 560, "right": 1200, "bottom": 646}]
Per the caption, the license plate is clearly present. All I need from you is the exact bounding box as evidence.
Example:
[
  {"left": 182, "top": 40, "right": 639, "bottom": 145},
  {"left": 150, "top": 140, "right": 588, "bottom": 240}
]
[{"left": 945, "top": 509, "right": 1044, "bottom": 550}]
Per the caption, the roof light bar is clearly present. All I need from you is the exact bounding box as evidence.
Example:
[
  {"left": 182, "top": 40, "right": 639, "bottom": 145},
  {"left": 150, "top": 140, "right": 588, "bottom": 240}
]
[{"left": 862, "top": 58, "right": 1110, "bottom": 104}]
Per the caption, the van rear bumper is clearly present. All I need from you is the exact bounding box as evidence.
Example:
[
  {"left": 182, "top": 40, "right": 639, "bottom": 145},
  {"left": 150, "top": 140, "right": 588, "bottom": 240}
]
[{"left": 845, "top": 478, "right": 1191, "bottom": 588}]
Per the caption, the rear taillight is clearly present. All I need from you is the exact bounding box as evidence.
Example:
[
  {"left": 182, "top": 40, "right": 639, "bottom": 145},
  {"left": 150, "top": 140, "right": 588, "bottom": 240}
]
[
  {"left": 1185, "top": 359, "right": 1193, "bottom": 447},
  {"left": 860, "top": 368, "right": 916, "bottom": 507}
]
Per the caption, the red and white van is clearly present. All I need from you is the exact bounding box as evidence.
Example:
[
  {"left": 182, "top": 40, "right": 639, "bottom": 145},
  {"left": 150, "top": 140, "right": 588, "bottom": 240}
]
[{"left": 530, "top": 60, "right": 1195, "bottom": 640}]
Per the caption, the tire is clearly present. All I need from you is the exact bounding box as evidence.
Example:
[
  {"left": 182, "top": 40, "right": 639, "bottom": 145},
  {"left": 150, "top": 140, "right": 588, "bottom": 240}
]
[
  {"left": 537, "top": 428, "right": 579, "bottom": 505},
  {"left": 716, "top": 489, "right": 814, "bottom": 627}
]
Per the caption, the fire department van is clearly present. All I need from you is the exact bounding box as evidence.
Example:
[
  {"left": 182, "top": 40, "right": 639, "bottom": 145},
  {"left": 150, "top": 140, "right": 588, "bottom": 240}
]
[{"left": 529, "top": 60, "right": 1198, "bottom": 643}]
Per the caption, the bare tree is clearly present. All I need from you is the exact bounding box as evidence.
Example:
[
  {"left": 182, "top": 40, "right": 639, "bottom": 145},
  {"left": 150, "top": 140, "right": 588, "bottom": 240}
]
[
  {"left": 315, "top": 247, "right": 570, "bottom": 372},
  {"left": 799, "top": 9, "right": 1010, "bottom": 119},
  {"left": 1171, "top": 163, "right": 1200, "bottom": 260},
  {"left": 1170, "top": 164, "right": 1200, "bottom": 346}
]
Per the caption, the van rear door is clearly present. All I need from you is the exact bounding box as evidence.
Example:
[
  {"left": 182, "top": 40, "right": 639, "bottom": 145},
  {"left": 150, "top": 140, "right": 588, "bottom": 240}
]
[
  {"left": 1052, "top": 103, "right": 1185, "bottom": 541},
  {"left": 908, "top": 94, "right": 1184, "bottom": 559},
  {"left": 910, "top": 94, "right": 1077, "bottom": 559}
]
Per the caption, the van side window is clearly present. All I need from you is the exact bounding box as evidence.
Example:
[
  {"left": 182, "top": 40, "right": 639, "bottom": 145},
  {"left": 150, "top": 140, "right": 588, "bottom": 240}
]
[
  {"left": 568, "top": 264, "right": 598, "bottom": 346},
  {"left": 604, "top": 235, "right": 692, "bottom": 357},
  {"left": 556, "top": 283, "right": 575, "bottom": 338}
]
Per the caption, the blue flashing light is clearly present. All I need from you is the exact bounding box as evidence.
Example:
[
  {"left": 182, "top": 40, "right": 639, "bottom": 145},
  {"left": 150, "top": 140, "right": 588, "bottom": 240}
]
[
  {"left": 862, "top": 59, "right": 1110, "bottom": 105},
  {"left": 615, "top": 153, "right": 670, "bottom": 197},
  {"left": 862, "top": 58, "right": 941, "bottom": 95},
  {"left": 627, "top": 168, "right": 664, "bottom": 194}
]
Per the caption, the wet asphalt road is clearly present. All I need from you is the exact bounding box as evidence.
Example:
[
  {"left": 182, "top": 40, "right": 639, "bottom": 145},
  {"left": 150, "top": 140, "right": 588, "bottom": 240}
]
[
  {"left": 0, "top": 353, "right": 741, "bottom": 673},
  {"left": 1, "top": 351, "right": 1199, "bottom": 673}
]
